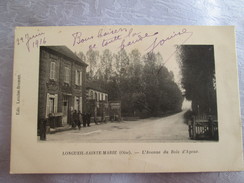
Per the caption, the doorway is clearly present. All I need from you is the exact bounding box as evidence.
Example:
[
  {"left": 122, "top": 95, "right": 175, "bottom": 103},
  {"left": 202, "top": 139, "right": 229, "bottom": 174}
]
[{"left": 62, "top": 95, "right": 69, "bottom": 125}]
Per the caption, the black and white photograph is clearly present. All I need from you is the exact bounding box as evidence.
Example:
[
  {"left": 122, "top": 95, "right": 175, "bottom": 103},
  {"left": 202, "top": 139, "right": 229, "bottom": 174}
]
[
  {"left": 37, "top": 44, "right": 218, "bottom": 142},
  {"left": 10, "top": 25, "right": 243, "bottom": 174},
  {"left": 2, "top": 0, "right": 243, "bottom": 179}
]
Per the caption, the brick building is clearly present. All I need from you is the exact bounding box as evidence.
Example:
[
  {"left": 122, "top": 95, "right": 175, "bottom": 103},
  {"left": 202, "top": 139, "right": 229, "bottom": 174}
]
[{"left": 38, "top": 46, "right": 87, "bottom": 130}]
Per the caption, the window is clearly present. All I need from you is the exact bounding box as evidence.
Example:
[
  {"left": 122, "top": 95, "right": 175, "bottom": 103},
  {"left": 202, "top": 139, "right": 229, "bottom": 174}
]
[
  {"left": 49, "top": 98, "right": 55, "bottom": 113},
  {"left": 50, "top": 62, "right": 56, "bottom": 80},
  {"left": 75, "top": 70, "right": 82, "bottom": 86},
  {"left": 46, "top": 93, "right": 58, "bottom": 117},
  {"left": 75, "top": 70, "right": 79, "bottom": 85},
  {"left": 79, "top": 71, "right": 82, "bottom": 86},
  {"left": 64, "top": 67, "right": 70, "bottom": 84}
]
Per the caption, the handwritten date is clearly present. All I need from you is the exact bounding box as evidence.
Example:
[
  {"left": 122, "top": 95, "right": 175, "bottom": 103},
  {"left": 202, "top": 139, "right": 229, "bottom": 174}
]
[{"left": 16, "top": 32, "right": 46, "bottom": 52}]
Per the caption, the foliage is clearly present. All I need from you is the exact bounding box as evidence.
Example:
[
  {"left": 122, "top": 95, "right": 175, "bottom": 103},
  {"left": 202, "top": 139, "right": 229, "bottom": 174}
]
[
  {"left": 176, "top": 45, "right": 217, "bottom": 115},
  {"left": 77, "top": 49, "right": 184, "bottom": 117},
  {"left": 85, "top": 48, "right": 99, "bottom": 79}
]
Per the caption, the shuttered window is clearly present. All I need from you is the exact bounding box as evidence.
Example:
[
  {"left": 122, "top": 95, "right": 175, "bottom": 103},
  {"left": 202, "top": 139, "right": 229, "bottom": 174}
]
[
  {"left": 79, "top": 71, "right": 82, "bottom": 86},
  {"left": 75, "top": 70, "right": 82, "bottom": 86},
  {"left": 50, "top": 62, "right": 56, "bottom": 80},
  {"left": 75, "top": 70, "right": 79, "bottom": 85},
  {"left": 64, "top": 67, "right": 70, "bottom": 84}
]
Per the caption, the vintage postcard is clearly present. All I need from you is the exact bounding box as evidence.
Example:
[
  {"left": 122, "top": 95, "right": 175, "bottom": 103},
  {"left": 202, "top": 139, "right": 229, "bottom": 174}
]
[{"left": 10, "top": 25, "right": 243, "bottom": 173}]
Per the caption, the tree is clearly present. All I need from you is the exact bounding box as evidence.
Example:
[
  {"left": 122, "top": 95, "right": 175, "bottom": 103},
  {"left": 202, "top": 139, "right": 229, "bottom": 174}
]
[
  {"left": 100, "top": 49, "right": 113, "bottom": 81},
  {"left": 115, "top": 49, "right": 130, "bottom": 78},
  {"left": 128, "top": 49, "right": 143, "bottom": 96},
  {"left": 142, "top": 52, "right": 161, "bottom": 115},
  {"left": 177, "top": 45, "right": 217, "bottom": 115},
  {"left": 77, "top": 48, "right": 184, "bottom": 118},
  {"left": 86, "top": 48, "right": 99, "bottom": 79}
]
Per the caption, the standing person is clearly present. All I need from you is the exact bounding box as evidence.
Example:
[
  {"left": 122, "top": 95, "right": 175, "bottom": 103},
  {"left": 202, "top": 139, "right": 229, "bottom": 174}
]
[
  {"left": 87, "top": 113, "right": 91, "bottom": 127},
  {"left": 82, "top": 112, "right": 86, "bottom": 127},
  {"left": 72, "top": 110, "right": 78, "bottom": 129},
  {"left": 70, "top": 107, "right": 74, "bottom": 127},
  {"left": 77, "top": 110, "right": 81, "bottom": 130},
  {"left": 94, "top": 111, "right": 98, "bottom": 125},
  {"left": 39, "top": 118, "right": 46, "bottom": 141},
  {"left": 208, "top": 115, "right": 214, "bottom": 138}
]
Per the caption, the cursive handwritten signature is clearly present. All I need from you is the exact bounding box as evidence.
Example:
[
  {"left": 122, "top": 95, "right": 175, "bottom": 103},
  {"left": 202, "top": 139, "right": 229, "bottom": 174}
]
[
  {"left": 153, "top": 28, "right": 193, "bottom": 74},
  {"left": 145, "top": 28, "right": 192, "bottom": 53}
]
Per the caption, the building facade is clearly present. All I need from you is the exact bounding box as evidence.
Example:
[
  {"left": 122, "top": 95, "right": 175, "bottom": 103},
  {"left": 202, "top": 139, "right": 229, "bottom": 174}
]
[
  {"left": 86, "top": 83, "right": 109, "bottom": 122},
  {"left": 38, "top": 46, "right": 87, "bottom": 130}
]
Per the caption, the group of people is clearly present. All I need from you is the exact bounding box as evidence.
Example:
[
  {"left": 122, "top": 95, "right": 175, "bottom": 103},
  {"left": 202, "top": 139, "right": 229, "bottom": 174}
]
[{"left": 71, "top": 110, "right": 92, "bottom": 130}]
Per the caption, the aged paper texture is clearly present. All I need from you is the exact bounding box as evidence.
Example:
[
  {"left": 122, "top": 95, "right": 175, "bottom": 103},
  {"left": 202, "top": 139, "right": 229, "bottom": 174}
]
[{"left": 10, "top": 25, "right": 243, "bottom": 173}]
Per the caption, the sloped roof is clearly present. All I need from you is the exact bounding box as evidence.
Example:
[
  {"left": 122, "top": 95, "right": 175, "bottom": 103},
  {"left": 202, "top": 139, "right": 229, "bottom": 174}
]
[
  {"left": 86, "top": 81, "right": 108, "bottom": 94},
  {"left": 42, "top": 46, "right": 88, "bottom": 66}
]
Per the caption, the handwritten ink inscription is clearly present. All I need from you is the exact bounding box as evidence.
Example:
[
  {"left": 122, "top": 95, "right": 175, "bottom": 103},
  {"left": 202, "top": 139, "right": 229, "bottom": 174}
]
[
  {"left": 146, "top": 28, "right": 189, "bottom": 53},
  {"left": 71, "top": 27, "right": 193, "bottom": 54},
  {"left": 72, "top": 32, "right": 94, "bottom": 46},
  {"left": 16, "top": 32, "right": 46, "bottom": 52}
]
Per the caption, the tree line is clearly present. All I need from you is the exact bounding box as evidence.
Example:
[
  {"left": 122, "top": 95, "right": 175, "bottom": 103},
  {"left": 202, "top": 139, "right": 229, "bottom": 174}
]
[{"left": 77, "top": 48, "right": 184, "bottom": 118}]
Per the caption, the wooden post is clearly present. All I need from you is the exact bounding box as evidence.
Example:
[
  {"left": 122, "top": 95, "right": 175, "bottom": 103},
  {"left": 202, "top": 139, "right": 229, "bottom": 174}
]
[
  {"left": 119, "top": 101, "right": 122, "bottom": 121},
  {"left": 210, "top": 117, "right": 214, "bottom": 138},
  {"left": 188, "top": 119, "right": 191, "bottom": 138},
  {"left": 193, "top": 116, "right": 196, "bottom": 139}
]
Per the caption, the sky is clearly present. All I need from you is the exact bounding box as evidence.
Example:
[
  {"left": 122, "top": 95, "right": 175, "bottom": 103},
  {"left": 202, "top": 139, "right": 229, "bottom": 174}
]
[
  {"left": 67, "top": 26, "right": 193, "bottom": 110},
  {"left": 68, "top": 26, "right": 193, "bottom": 85}
]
